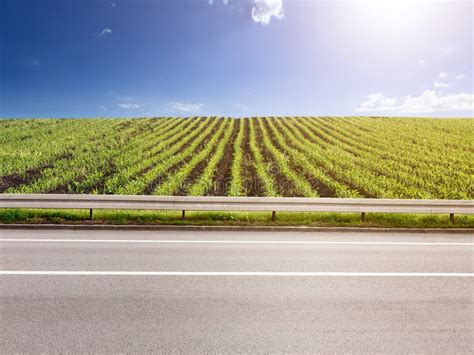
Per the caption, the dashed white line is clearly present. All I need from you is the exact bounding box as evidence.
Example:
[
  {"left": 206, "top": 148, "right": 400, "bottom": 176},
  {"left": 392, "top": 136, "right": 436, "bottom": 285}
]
[
  {"left": 0, "top": 239, "right": 472, "bottom": 246},
  {"left": 0, "top": 271, "right": 473, "bottom": 277}
]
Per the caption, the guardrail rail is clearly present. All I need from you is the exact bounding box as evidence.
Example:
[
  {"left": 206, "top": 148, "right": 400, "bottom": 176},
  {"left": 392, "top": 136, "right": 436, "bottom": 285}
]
[{"left": 0, "top": 194, "right": 472, "bottom": 223}]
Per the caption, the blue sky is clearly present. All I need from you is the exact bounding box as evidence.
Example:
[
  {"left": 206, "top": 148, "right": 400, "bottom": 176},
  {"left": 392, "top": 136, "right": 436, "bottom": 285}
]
[{"left": 1, "top": 0, "right": 472, "bottom": 118}]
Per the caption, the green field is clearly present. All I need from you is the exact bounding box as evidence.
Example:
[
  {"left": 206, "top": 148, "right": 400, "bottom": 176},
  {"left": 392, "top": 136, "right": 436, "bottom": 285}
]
[{"left": 1, "top": 116, "right": 473, "bottom": 199}]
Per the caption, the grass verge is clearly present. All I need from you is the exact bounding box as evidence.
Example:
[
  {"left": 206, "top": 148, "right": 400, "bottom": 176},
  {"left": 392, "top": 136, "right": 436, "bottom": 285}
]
[{"left": 0, "top": 208, "right": 473, "bottom": 228}]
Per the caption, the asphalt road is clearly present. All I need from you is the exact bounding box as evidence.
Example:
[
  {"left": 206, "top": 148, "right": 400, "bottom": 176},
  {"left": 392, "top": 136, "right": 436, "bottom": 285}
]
[{"left": 1, "top": 228, "right": 473, "bottom": 353}]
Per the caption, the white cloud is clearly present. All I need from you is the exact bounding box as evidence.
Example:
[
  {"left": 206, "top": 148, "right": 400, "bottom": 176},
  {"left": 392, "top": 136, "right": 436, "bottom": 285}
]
[
  {"left": 99, "top": 28, "right": 112, "bottom": 36},
  {"left": 439, "top": 72, "right": 449, "bottom": 79},
  {"left": 418, "top": 59, "right": 424, "bottom": 66},
  {"left": 356, "top": 91, "right": 474, "bottom": 113},
  {"left": 456, "top": 74, "right": 465, "bottom": 80},
  {"left": 209, "top": 0, "right": 229, "bottom": 5},
  {"left": 119, "top": 103, "right": 140, "bottom": 109},
  {"left": 117, "top": 96, "right": 136, "bottom": 102},
  {"left": 111, "top": 2, "right": 116, "bottom": 7},
  {"left": 433, "top": 81, "right": 450, "bottom": 89},
  {"left": 166, "top": 102, "right": 204, "bottom": 113},
  {"left": 357, "top": 93, "right": 397, "bottom": 111},
  {"left": 233, "top": 103, "right": 248, "bottom": 111},
  {"left": 252, "top": 0, "right": 284, "bottom": 25}
]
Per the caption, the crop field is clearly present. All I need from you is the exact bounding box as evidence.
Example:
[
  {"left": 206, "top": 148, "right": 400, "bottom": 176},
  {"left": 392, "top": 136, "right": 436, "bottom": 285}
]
[{"left": 0, "top": 117, "right": 472, "bottom": 199}]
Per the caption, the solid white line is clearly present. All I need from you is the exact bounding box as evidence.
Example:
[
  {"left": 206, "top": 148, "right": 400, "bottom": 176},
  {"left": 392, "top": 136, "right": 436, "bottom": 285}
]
[
  {"left": 0, "top": 239, "right": 472, "bottom": 246},
  {"left": 0, "top": 271, "right": 472, "bottom": 277}
]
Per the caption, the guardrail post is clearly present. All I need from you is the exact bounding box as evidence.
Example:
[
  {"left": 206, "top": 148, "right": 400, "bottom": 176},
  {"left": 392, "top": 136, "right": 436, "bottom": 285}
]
[
  {"left": 361, "top": 212, "right": 366, "bottom": 222},
  {"left": 182, "top": 210, "right": 186, "bottom": 220},
  {"left": 271, "top": 211, "right": 276, "bottom": 222},
  {"left": 89, "top": 209, "right": 93, "bottom": 224},
  {"left": 450, "top": 213, "right": 454, "bottom": 224}
]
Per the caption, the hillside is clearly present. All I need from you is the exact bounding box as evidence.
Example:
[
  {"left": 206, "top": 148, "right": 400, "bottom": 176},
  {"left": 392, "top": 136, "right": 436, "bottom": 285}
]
[{"left": 1, "top": 117, "right": 472, "bottom": 199}]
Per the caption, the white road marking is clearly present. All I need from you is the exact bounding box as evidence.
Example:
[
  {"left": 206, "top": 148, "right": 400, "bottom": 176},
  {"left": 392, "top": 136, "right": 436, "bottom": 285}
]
[
  {"left": 0, "top": 239, "right": 472, "bottom": 246},
  {"left": 0, "top": 271, "right": 473, "bottom": 277}
]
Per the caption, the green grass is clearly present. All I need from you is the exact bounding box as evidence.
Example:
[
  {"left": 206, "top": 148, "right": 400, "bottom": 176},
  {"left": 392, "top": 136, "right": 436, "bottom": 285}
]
[{"left": 0, "top": 208, "right": 473, "bottom": 228}]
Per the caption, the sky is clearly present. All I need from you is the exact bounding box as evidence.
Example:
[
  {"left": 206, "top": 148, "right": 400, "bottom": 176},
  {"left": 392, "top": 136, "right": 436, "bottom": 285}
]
[{"left": 0, "top": 0, "right": 473, "bottom": 118}]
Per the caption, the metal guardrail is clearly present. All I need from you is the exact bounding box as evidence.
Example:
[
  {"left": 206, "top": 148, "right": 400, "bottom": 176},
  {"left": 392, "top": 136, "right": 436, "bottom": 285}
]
[{"left": 0, "top": 194, "right": 472, "bottom": 223}]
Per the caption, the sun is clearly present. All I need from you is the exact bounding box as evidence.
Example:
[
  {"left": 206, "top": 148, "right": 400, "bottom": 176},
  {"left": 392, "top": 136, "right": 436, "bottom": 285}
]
[
  {"left": 359, "top": 0, "right": 422, "bottom": 16},
  {"left": 355, "top": 0, "right": 428, "bottom": 33}
]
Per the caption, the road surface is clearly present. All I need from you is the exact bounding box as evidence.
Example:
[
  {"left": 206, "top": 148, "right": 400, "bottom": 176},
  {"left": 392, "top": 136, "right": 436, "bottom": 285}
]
[{"left": 1, "top": 228, "right": 473, "bottom": 353}]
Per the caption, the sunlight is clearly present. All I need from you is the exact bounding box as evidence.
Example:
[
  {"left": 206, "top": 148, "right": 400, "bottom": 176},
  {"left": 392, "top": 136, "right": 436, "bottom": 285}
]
[
  {"left": 356, "top": 0, "right": 427, "bottom": 31},
  {"left": 366, "top": 0, "right": 419, "bottom": 13},
  {"left": 337, "top": 0, "right": 455, "bottom": 56}
]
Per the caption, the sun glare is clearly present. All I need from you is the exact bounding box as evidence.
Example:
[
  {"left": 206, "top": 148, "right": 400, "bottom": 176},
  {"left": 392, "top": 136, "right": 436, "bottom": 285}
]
[
  {"left": 355, "top": 0, "right": 429, "bottom": 34},
  {"left": 360, "top": 0, "right": 422, "bottom": 17}
]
